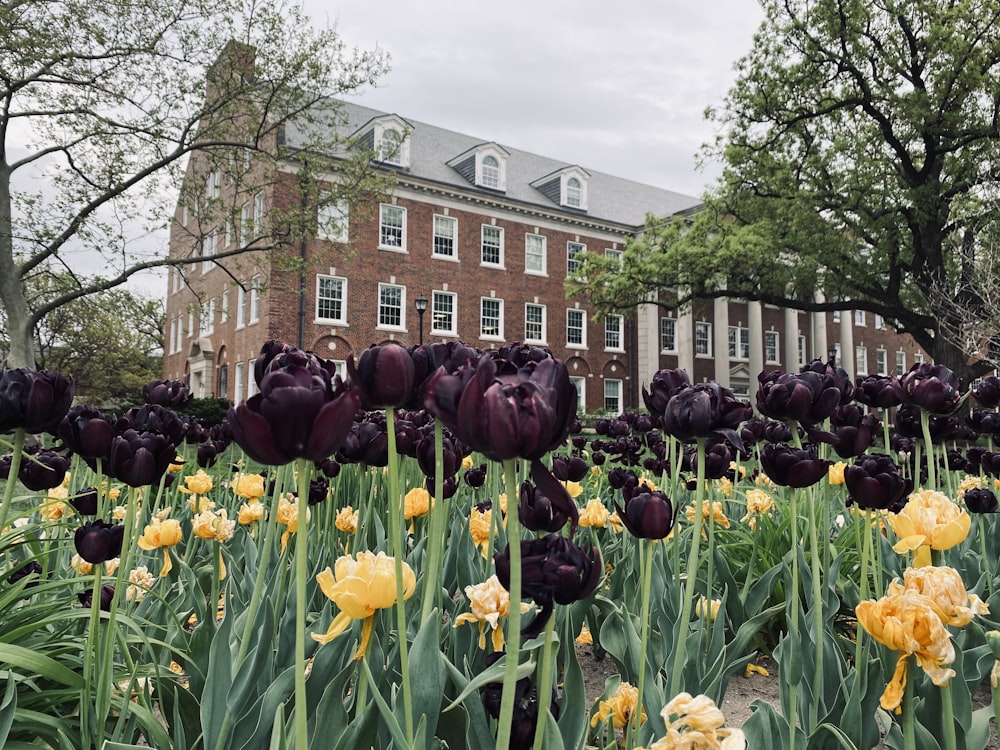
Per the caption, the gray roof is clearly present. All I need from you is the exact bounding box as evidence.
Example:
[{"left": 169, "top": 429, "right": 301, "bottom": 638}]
[{"left": 284, "top": 99, "right": 702, "bottom": 229}]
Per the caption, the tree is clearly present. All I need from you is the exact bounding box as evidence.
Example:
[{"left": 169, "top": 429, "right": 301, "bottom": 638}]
[
  {"left": 0, "top": 0, "right": 390, "bottom": 369},
  {"left": 570, "top": 0, "right": 1000, "bottom": 380},
  {"left": 1, "top": 277, "right": 164, "bottom": 409}
]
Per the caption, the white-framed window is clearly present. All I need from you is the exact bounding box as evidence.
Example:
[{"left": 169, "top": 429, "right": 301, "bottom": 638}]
[
  {"left": 728, "top": 326, "right": 750, "bottom": 359},
  {"left": 169, "top": 318, "right": 178, "bottom": 354},
  {"left": 695, "top": 321, "right": 712, "bottom": 356},
  {"left": 432, "top": 215, "right": 457, "bottom": 259},
  {"left": 481, "top": 155, "right": 501, "bottom": 189},
  {"left": 604, "top": 379, "right": 622, "bottom": 413},
  {"left": 236, "top": 286, "right": 246, "bottom": 330},
  {"left": 379, "top": 127, "right": 404, "bottom": 165},
  {"left": 896, "top": 350, "right": 906, "bottom": 375},
  {"left": 248, "top": 276, "right": 260, "bottom": 325},
  {"left": 855, "top": 310, "right": 866, "bottom": 326},
  {"left": 172, "top": 267, "right": 182, "bottom": 293},
  {"left": 233, "top": 361, "right": 245, "bottom": 404},
  {"left": 566, "top": 177, "right": 583, "bottom": 208},
  {"left": 377, "top": 283, "right": 405, "bottom": 330},
  {"left": 525, "top": 233, "right": 547, "bottom": 275},
  {"left": 765, "top": 330, "right": 780, "bottom": 363},
  {"left": 567, "top": 308, "right": 586, "bottom": 348},
  {"left": 875, "top": 314, "right": 885, "bottom": 329},
  {"left": 317, "top": 198, "right": 350, "bottom": 243},
  {"left": 481, "top": 225, "right": 504, "bottom": 266},
  {"left": 329, "top": 360, "right": 347, "bottom": 380},
  {"left": 187, "top": 309, "right": 194, "bottom": 338},
  {"left": 224, "top": 219, "right": 233, "bottom": 248},
  {"left": 832, "top": 310, "right": 841, "bottom": 323},
  {"left": 480, "top": 297, "right": 504, "bottom": 339},
  {"left": 605, "top": 314, "right": 624, "bottom": 351},
  {"left": 914, "top": 352, "right": 924, "bottom": 364},
  {"left": 567, "top": 241, "right": 585, "bottom": 276},
  {"left": 379, "top": 204, "right": 406, "bottom": 250},
  {"left": 316, "top": 275, "right": 347, "bottom": 324},
  {"left": 798, "top": 335, "right": 807, "bottom": 367},
  {"left": 660, "top": 317, "right": 677, "bottom": 353},
  {"left": 431, "top": 291, "right": 457, "bottom": 336},
  {"left": 206, "top": 170, "right": 221, "bottom": 200},
  {"left": 569, "top": 376, "right": 586, "bottom": 413},
  {"left": 202, "top": 231, "right": 217, "bottom": 274},
  {"left": 876, "top": 348, "right": 888, "bottom": 375},
  {"left": 220, "top": 290, "right": 229, "bottom": 323},
  {"left": 253, "top": 194, "right": 264, "bottom": 237},
  {"left": 247, "top": 361, "right": 258, "bottom": 398},
  {"left": 199, "top": 298, "right": 215, "bottom": 336},
  {"left": 239, "top": 203, "right": 251, "bottom": 246},
  {"left": 525, "top": 303, "right": 546, "bottom": 344},
  {"left": 856, "top": 346, "right": 868, "bottom": 376},
  {"left": 604, "top": 248, "right": 623, "bottom": 268}
]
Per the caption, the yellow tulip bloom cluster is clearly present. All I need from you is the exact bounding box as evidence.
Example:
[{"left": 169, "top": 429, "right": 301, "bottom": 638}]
[
  {"left": 856, "top": 566, "right": 988, "bottom": 712},
  {"left": 591, "top": 681, "right": 646, "bottom": 729},
  {"left": 178, "top": 469, "right": 213, "bottom": 495},
  {"left": 637, "top": 692, "right": 745, "bottom": 749},
  {"left": 312, "top": 551, "right": 416, "bottom": 659},
  {"left": 888, "top": 489, "right": 970, "bottom": 567},
  {"left": 230, "top": 473, "right": 265, "bottom": 500},
  {"left": 685, "top": 501, "right": 731, "bottom": 530},
  {"left": 578, "top": 498, "right": 610, "bottom": 528}
]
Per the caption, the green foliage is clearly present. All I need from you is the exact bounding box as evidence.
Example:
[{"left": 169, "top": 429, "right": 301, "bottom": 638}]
[{"left": 183, "top": 398, "right": 232, "bottom": 428}]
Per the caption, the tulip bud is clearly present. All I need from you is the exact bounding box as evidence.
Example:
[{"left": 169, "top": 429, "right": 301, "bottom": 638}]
[
  {"left": 964, "top": 488, "right": 999, "bottom": 514},
  {"left": 348, "top": 343, "right": 417, "bottom": 409},
  {"left": 75, "top": 520, "right": 125, "bottom": 564},
  {"left": 614, "top": 482, "right": 675, "bottom": 539},
  {"left": 0, "top": 368, "right": 75, "bottom": 435},
  {"left": 759, "top": 443, "right": 831, "bottom": 488},
  {"left": 16, "top": 448, "right": 70, "bottom": 491},
  {"left": 898, "top": 362, "right": 964, "bottom": 415},
  {"left": 141, "top": 379, "right": 191, "bottom": 409}
]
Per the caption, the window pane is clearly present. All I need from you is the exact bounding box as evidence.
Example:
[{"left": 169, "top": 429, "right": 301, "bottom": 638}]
[
  {"left": 525, "top": 304, "right": 545, "bottom": 342},
  {"left": 379, "top": 285, "right": 403, "bottom": 328},
  {"left": 567, "top": 309, "right": 585, "bottom": 346},
  {"left": 433, "top": 216, "right": 455, "bottom": 257},
  {"left": 660, "top": 317, "right": 676, "bottom": 352},
  {"left": 482, "top": 226, "right": 502, "bottom": 265},
  {"left": 317, "top": 276, "right": 344, "bottom": 321},
  {"left": 481, "top": 298, "right": 502, "bottom": 337},
  {"left": 567, "top": 242, "right": 585, "bottom": 275},
  {"left": 380, "top": 205, "right": 404, "bottom": 248},
  {"left": 432, "top": 292, "right": 455, "bottom": 333},
  {"left": 525, "top": 234, "right": 546, "bottom": 273}
]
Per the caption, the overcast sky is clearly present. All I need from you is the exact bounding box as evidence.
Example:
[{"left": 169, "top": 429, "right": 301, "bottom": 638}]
[{"left": 321, "top": 1, "right": 766, "bottom": 198}]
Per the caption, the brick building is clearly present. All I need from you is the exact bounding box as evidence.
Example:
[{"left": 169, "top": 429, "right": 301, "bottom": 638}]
[{"left": 161, "top": 100, "right": 930, "bottom": 411}]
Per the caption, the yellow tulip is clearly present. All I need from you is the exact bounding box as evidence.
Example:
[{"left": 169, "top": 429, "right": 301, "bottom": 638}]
[
  {"left": 335, "top": 506, "right": 358, "bottom": 535},
  {"left": 178, "top": 469, "right": 213, "bottom": 495},
  {"left": 138, "top": 518, "right": 183, "bottom": 577},
  {"left": 578, "top": 498, "right": 610, "bottom": 528},
  {"left": 888, "top": 489, "right": 970, "bottom": 566},
  {"left": 230, "top": 473, "right": 265, "bottom": 500},
  {"left": 889, "top": 566, "right": 989, "bottom": 627},
  {"left": 591, "top": 681, "right": 645, "bottom": 729},
  {"left": 312, "top": 551, "right": 416, "bottom": 659},
  {"left": 636, "top": 692, "right": 745, "bottom": 750},
  {"left": 453, "top": 575, "right": 528, "bottom": 652},
  {"left": 403, "top": 487, "right": 433, "bottom": 520},
  {"left": 192, "top": 508, "right": 235, "bottom": 543},
  {"left": 685, "top": 501, "right": 730, "bottom": 531},
  {"left": 563, "top": 480, "right": 584, "bottom": 498},
  {"left": 696, "top": 596, "right": 722, "bottom": 622},
  {"left": 715, "top": 476, "right": 734, "bottom": 497},
  {"left": 469, "top": 506, "right": 492, "bottom": 557},
  {"left": 276, "top": 495, "right": 308, "bottom": 553},
  {"left": 237, "top": 500, "right": 265, "bottom": 525},
  {"left": 828, "top": 462, "right": 847, "bottom": 486}
]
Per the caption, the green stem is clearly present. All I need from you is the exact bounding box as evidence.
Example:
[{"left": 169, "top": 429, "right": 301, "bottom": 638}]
[
  {"left": 855, "top": 510, "right": 873, "bottom": 668},
  {"left": 920, "top": 409, "right": 936, "bottom": 490},
  {"left": 530, "top": 609, "right": 558, "bottom": 750},
  {"left": 788, "top": 488, "right": 800, "bottom": 750},
  {"left": 627, "top": 538, "right": 655, "bottom": 750},
  {"left": 980, "top": 515, "right": 993, "bottom": 598},
  {"left": 0, "top": 427, "right": 25, "bottom": 534},
  {"left": 385, "top": 407, "right": 414, "bottom": 747},
  {"left": 940, "top": 682, "right": 957, "bottom": 750},
  {"left": 294, "top": 458, "right": 311, "bottom": 750},
  {"left": 421, "top": 419, "right": 446, "bottom": 622},
  {"left": 669, "top": 438, "right": 706, "bottom": 697},
  {"left": 902, "top": 657, "right": 915, "bottom": 750},
  {"left": 808, "top": 486, "right": 823, "bottom": 733},
  {"left": 81, "top": 564, "right": 103, "bottom": 748},
  {"left": 496, "top": 458, "right": 523, "bottom": 750}
]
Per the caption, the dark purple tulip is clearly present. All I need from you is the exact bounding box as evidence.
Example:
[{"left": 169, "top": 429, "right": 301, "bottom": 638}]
[
  {"left": 75, "top": 520, "right": 125, "bottom": 563},
  {"left": 642, "top": 368, "right": 692, "bottom": 419},
  {"left": 495, "top": 533, "right": 601, "bottom": 638},
  {"left": 854, "top": 375, "right": 903, "bottom": 409},
  {"left": 844, "top": 453, "right": 911, "bottom": 512},
  {"left": 829, "top": 423, "right": 876, "bottom": 459},
  {"left": 980, "top": 452, "right": 1000, "bottom": 478},
  {"left": 763, "top": 420, "right": 794, "bottom": 443},
  {"left": 893, "top": 404, "right": 954, "bottom": 441},
  {"left": 306, "top": 477, "right": 329, "bottom": 505},
  {"left": 607, "top": 467, "right": 637, "bottom": 489},
  {"left": 482, "top": 651, "right": 559, "bottom": 750},
  {"left": 757, "top": 370, "right": 840, "bottom": 425},
  {"left": 740, "top": 418, "right": 767, "bottom": 448},
  {"left": 614, "top": 481, "right": 675, "bottom": 539},
  {"left": 946, "top": 449, "right": 967, "bottom": 472},
  {"left": 662, "top": 382, "right": 752, "bottom": 447},
  {"left": 967, "top": 410, "right": 1000, "bottom": 436},
  {"left": 348, "top": 343, "right": 416, "bottom": 410},
  {"left": 518, "top": 480, "right": 571, "bottom": 533},
  {"left": 58, "top": 406, "right": 115, "bottom": 460},
  {"left": 180, "top": 415, "right": 209, "bottom": 445},
  {"left": 759, "top": 443, "right": 831, "bottom": 488},
  {"left": 974, "top": 376, "right": 1000, "bottom": 408},
  {"left": 316, "top": 458, "right": 341, "bottom": 478},
  {"left": 416, "top": 433, "right": 460, "bottom": 479},
  {"left": 800, "top": 359, "right": 855, "bottom": 405},
  {"left": 594, "top": 419, "right": 612, "bottom": 436},
  {"left": 425, "top": 474, "right": 459, "bottom": 499},
  {"left": 552, "top": 455, "right": 588, "bottom": 482},
  {"left": 228, "top": 364, "right": 360, "bottom": 466},
  {"left": 254, "top": 340, "right": 295, "bottom": 385},
  {"left": 16, "top": 448, "right": 70, "bottom": 491},
  {"left": 69, "top": 487, "right": 99, "bottom": 516},
  {"left": 197, "top": 439, "right": 229, "bottom": 468},
  {"left": 0, "top": 368, "right": 75, "bottom": 435},
  {"left": 965, "top": 488, "right": 999, "bottom": 513},
  {"left": 897, "top": 362, "right": 964, "bottom": 415},
  {"left": 337, "top": 419, "right": 389, "bottom": 467},
  {"left": 78, "top": 584, "right": 115, "bottom": 610},
  {"left": 141, "top": 379, "right": 191, "bottom": 409},
  {"left": 119, "top": 404, "right": 185, "bottom": 444},
  {"left": 966, "top": 447, "right": 986, "bottom": 472},
  {"left": 8, "top": 560, "right": 43, "bottom": 588},
  {"left": 464, "top": 463, "right": 487, "bottom": 488},
  {"left": 107, "top": 429, "right": 176, "bottom": 487},
  {"left": 591, "top": 451, "right": 606, "bottom": 465},
  {"left": 704, "top": 442, "right": 734, "bottom": 479}
]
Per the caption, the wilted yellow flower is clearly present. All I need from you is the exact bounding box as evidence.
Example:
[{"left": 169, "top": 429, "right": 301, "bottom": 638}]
[
  {"left": 741, "top": 489, "right": 774, "bottom": 531},
  {"left": 277, "top": 495, "right": 309, "bottom": 553},
  {"left": 41, "top": 498, "right": 71, "bottom": 520},
  {"left": 685, "top": 501, "right": 730, "bottom": 531},
  {"left": 828, "top": 462, "right": 847, "bottom": 486},
  {"left": 856, "top": 588, "right": 956, "bottom": 711},
  {"left": 754, "top": 472, "right": 777, "bottom": 491},
  {"left": 889, "top": 566, "right": 989, "bottom": 627},
  {"left": 641, "top": 692, "right": 745, "bottom": 750},
  {"left": 608, "top": 511, "right": 624, "bottom": 534},
  {"left": 470, "top": 506, "right": 493, "bottom": 557},
  {"left": 578, "top": 498, "right": 610, "bottom": 528},
  {"left": 231, "top": 473, "right": 265, "bottom": 500},
  {"left": 745, "top": 662, "right": 769, "bottom": 678},
  {"left": 237, "top": 500, "right": 265, "bottom": 525},
  {"left": 312, "top": 551, "right": 416, "bottom": 659},
  {"left": 187, "top": 495, "right": 215, "bottom": 513},
  {"left": 168, "top": 457, "right": 185, "bottom": 473},
  {"left": 178, "top": 469, "right": 213, "bottom": 495},
  {"left": 563, "top": 480, "right": 583, "bottom": 498},
  {"left": 138, "top": 518, "right": 183, "bottom": 577},
  {"left": 696, "top": 596, "right": 722, "bottom": 622},
  {"left": 715, "top": 477, "right": 734, "bottom": 497},
  {"left": 126, "top": 566, "right": 156, "bottom": 602},
  {"left": 71, "top": 554, "right": 119, "bottom": 576},
  {"left": 404, "top": 487, "right": 433, "bottom": 521},
  {"left": 576, "top": 625, "right": 593, "bottom": 645},
  {"left": 335, "top": 506, "right": 359, "bottom": 534},
  {"left": 888, "top": 489, "right": 970, "bottom": 567},
  {"left": 453, "top": 575, "right": 528, "bottom": 652},
  {"left": 192, "top": 508, "right": 235, "bottom": 543},
  {"left": 591, "top": 681, "right": 646, "bottom": 729}
]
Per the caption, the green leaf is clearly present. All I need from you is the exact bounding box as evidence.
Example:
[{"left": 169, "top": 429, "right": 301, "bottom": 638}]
[
  {"left": 557, "top": 618, "right": 587, "bottom": 750},
  {"left": 200, "top": 603, "right": 235, "bottom": 750},
  {"left": 361, "top": 658, "right": 408, "bottom": 749},
  {"left": 443, "top": 652, "right": 536, "bottom": 712},
  {"left": 0, "top": 673, "right": 15, "bottom": 748},
  {"left": 0, "top": 644, "right": 84, "bottom": 688},
  {"left": 408, "top": 607, "right": 446, "bottom": 748}
]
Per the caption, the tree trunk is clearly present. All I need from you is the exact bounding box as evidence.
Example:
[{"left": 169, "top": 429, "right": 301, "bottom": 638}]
[{"left": 0, "top": 163, "right": 35, "bottom": 369}]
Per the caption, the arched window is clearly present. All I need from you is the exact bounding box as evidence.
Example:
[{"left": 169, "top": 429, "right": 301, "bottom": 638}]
[
  {"left": 566, "top": 177, "right": 582, "bottom": 207},
  {"left": 380, "top": 128, "right": 403, "bottom": 165},
  {"left": 481, "top": 155, "right": 500, "bottom": 188}
]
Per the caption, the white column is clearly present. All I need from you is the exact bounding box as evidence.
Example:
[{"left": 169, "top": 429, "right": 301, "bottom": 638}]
[
  {"left": 678, "top": 302, "right": 694, "bottom": 375},
  {"left": 811, "top": 290, "right": 828, "bottom": 362},
  {"left": 784, "top": 307, "right": 799, "bottom": 371},
  {"left": 748, "top": 301, "right": 764, "bottom": 403},
  {"left": 839, "top": 310, "right": 855, "bottom": 376},
  {"left": 636, "top": 299, "right": 661, "bottom": 387},
  {"left": 713, "top": 297, "right": 730, "bottom": 387}
]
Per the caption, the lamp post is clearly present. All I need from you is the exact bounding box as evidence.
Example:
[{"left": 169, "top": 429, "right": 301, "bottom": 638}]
[{"left": 415, "top": 294, "right": 428, "bottom": 345}]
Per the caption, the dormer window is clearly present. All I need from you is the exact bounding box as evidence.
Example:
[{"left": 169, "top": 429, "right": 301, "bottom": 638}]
[
  {"left": 565, "top": 177, "right": 582, "bottom": 208},
  {"left": 481, "top": 156, "right": 501, "bottom": 189},
  {"left": 448, "top": 143, "right": 509, "bottom": 191},
  {"left": 359, "top": 114, "right": 412, "bottom": 169},
  {"left": 380, "top": 128, "right": 404, "bottom": 165},
  {"left": 530, "top": 166, "right": 590, "bottom": 211}
]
